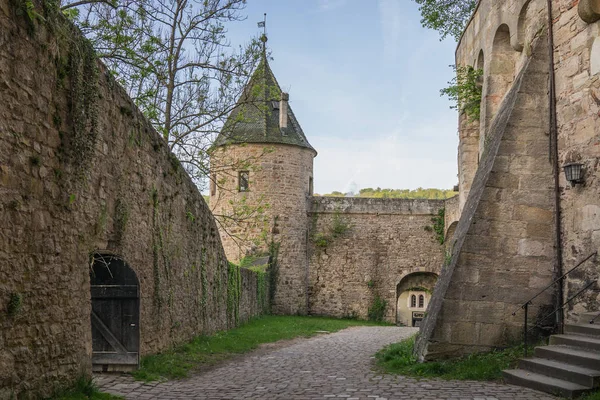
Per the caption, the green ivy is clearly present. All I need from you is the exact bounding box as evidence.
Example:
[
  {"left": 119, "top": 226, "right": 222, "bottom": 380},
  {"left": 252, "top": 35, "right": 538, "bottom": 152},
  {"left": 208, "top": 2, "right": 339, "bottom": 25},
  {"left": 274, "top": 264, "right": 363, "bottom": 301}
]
[
  {"left": 312, "top": 211, "right": 352, "bottom": 250},
  {"left": 368, "top": 294, "right": 387, "bottom": 322},
  {"left": 226, "top": 262, "right": 242, "bottom": 326},
  {"left": 7, "top": 292, "right": 23, "bottom": 317},
  {"left": 200, "top": 248, "right": 208, "bottom": 311},
  {"left": 268, "top": 241, "right": 280, "bottom": 306},
  {"left": 431, "top": 208, "right": 445, "bottom": 245},
  {"left": 114, "top": 198, "right": 129, "bottom": 244},
  {"left": 440, "top": 65, "right": 483, "bottom": 123}
]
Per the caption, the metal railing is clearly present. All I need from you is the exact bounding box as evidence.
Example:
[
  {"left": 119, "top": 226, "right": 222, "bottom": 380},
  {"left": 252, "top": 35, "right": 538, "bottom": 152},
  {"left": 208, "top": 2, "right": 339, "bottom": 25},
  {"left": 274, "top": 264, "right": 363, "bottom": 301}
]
[{"left": 512, "top": 251, "right": 597, "bottom": 357}]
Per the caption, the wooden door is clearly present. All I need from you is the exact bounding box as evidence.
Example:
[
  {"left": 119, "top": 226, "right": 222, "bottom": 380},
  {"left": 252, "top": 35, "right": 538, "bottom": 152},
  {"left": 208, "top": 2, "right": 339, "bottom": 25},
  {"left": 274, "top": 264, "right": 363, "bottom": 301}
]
[{"left": 90, "top": 255, "right": 139, "bottom": 372}]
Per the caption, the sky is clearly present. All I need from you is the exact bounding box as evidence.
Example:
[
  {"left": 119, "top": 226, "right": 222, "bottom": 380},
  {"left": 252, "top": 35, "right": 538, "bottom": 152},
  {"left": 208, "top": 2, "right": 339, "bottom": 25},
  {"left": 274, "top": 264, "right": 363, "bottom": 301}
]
[{"left": 226, "top": 0, "right": 459, "bottom": 195}]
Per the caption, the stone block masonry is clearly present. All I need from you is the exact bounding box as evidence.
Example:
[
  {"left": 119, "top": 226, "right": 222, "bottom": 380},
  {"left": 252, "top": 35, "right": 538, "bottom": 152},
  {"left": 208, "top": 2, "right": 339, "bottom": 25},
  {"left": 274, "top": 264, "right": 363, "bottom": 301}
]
[
  {"left": 0, "top": 2, "right": 267, "bottom": 398},
  {"left": 552, "top": 0, "right": 600, "bottom": 319},
  {"left": 308, "top": 197, "right": 445, "bottom": 323},
  {"left": 416, "top": 7, "right": 556, "bottom": 360},
  {"left": 210, "top": 143, "right": 314, "bottom": 316}
]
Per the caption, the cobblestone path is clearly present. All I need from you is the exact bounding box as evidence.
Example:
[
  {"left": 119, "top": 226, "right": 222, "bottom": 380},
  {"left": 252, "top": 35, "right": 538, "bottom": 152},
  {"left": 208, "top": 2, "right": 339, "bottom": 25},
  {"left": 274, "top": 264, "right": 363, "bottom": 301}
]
[{"left": 95, "top": 326, "right": 556, "bottom": 400}]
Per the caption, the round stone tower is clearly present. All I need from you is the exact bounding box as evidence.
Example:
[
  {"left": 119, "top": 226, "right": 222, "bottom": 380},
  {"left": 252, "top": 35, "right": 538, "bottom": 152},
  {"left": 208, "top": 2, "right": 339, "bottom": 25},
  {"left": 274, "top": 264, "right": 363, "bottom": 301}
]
[{"left": 209, "top": 56, "right": 316, "bottom": 315}]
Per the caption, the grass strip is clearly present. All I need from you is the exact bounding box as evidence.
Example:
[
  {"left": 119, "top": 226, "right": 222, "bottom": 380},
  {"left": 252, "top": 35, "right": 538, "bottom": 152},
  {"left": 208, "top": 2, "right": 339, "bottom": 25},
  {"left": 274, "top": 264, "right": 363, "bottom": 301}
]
[
  {"left": 580, "top": 392, "right": 600, "bottom": 400},
  {"left": 49, "top": 377, "right": 122, "bottom": 400},
  {"left": 376, "top": 335, "right": 536, "bottom": 381},
  {"left": 133, "top": 315, "right": 389, "bottom": 382}
]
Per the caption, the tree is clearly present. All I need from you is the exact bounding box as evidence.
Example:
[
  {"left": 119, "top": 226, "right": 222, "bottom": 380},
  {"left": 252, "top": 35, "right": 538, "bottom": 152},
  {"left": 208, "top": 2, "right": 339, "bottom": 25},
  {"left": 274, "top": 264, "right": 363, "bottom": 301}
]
[
  {"left": 440, "top": 65, "right": 483, "bottom": 122},
  {"left": 412, "top": 0, "right": 477, "bottom": 41},
  {"left": 64, "top": 0, "right": 263, "bottom": 189}
]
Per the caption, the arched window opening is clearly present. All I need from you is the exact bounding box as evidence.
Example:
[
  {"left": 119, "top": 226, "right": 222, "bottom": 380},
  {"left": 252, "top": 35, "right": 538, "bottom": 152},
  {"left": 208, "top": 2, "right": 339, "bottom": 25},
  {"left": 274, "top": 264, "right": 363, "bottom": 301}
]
[
  {"left": 410, "top": 295, "right": 417, "bottom": 308},
  {"left": 419, "top": 294, "right": 425, "bottom": 308}
]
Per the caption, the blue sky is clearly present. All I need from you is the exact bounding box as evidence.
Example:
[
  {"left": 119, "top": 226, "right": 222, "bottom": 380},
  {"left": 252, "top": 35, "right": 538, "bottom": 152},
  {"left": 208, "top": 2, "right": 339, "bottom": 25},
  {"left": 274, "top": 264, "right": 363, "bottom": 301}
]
[{"left": 227, "top": 0, "right": 459, "bottom": 195}]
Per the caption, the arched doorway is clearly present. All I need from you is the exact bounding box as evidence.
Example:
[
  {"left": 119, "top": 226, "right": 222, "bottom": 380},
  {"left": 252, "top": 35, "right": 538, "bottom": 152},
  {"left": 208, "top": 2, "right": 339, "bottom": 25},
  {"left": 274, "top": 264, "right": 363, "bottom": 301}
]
[
  {"left": 90, "top": 253, "right": 139, "bottom": 372},
  {"left": 396, "top": 272, "right": 438, "bottom": 327}
]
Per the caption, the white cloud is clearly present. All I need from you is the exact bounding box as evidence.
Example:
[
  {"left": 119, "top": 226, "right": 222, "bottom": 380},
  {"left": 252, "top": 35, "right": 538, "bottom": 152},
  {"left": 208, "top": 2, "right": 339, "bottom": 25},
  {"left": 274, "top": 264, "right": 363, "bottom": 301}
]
[{"left": 311, "top": 116, "right": 459, "bottom": 195}]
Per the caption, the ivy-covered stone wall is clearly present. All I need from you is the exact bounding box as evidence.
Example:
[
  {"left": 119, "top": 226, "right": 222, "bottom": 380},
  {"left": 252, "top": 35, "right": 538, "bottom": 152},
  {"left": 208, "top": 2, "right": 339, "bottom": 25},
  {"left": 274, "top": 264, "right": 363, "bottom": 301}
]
[
  {"left": 0, "top": 2, "right": 267, "bottom": 398},
  {"left": 307, "top": 197, "right": 445, "bottom": 323}
]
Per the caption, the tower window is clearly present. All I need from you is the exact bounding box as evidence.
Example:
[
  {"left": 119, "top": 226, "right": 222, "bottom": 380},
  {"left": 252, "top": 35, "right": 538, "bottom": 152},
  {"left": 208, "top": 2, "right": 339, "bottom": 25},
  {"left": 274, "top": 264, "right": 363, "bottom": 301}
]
[{"left": 238, "top": 171, "right": 249, "bottom": 192}]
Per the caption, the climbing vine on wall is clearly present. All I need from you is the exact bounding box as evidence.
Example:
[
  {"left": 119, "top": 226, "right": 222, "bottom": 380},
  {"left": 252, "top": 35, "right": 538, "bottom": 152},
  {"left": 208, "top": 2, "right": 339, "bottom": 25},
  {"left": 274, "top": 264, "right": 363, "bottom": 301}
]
[
  {"left": 440, "top": 65, "right": 483, "bottom": 123},
  {"left": 268, "top": 240, "right": 280, "bottom": 306},
  {"left": 7, "top": 292, "right": 24, "bottom": 317},
  {"left": 312, "top": 211, "right": 352, "bottom": 250},
  {"left": 367, "top": 293, "right": 387, "bottom": 322},
  {"left": 227, "top": 262, "right": 242, "bottom": 326},
  {"left": 14, "top": 0, "right": 100, "bottom": 182},
  {"left": 432, "top": 208, "right": 445, "bottom": 245}
]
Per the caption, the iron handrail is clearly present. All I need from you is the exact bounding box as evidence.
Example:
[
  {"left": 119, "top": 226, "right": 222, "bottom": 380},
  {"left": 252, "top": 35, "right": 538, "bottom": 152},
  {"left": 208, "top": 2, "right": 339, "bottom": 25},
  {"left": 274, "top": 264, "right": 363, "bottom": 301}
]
[
  {"left": 511, "top": 251, "right": 597, "bottom": 317},
  {"left": 590, "top": 312, "right": 600, "bottom": 324},
  {"left": 526, "top": 280, "right": 597, "bottom": 335},
  {"left": 512, "top": 251, "right": 597, "bottom": 357}
]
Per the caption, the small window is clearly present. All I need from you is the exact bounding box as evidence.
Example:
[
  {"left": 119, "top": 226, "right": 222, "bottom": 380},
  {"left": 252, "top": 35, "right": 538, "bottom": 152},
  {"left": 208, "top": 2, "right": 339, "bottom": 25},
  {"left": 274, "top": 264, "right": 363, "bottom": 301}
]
[
  {"left": 419, "top": 294, "right": 425, "bottom": 308},
  {"left": 238, "top": 171, "right": 249, "bottom": 192},
  {"left": 271, "top": 101, "right": 280, "bottom": 110},
  {"left": 210, "top": 172, "right": 217, "bottom": 196},
  {"left": 410, "top": 295, "right": 416, "bottom": 308},
  {"left": 309, "top": 177, "right": 314, "bottom": 196}
]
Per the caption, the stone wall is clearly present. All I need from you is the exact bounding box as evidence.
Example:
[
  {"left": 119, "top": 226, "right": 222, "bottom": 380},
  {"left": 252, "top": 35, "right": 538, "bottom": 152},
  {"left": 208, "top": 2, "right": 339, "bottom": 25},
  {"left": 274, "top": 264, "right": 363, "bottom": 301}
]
[
  {"left": 416, "top": 0, "right": 563, "bottom": 360},
  {"left": 444, "top": 195, "right": 460, "bottom": 246},
  {"left": 307, "top": 197, "right": 445, "bottom": 323},
  {"left": 0, "top": 4, "right": 267, "bottom": 398},
  {"left": 210, "top": 143, "right": 315, "bottom": 315},
  {"left": 552, "top": 0, "right": 600, "bottom": 318},
  {"left": 449, "top": 0, "right": 600, "bottom": 334}
]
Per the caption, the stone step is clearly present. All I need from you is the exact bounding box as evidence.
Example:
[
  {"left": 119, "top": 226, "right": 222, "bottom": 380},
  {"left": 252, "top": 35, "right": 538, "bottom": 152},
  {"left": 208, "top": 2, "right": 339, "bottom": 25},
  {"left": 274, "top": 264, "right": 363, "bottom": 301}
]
[
  {"left": 577, "top": 312, "right": 600, "bottom": 325},
  {"left": 565, "top": 323, "right": 600, "bottom": 338},
  {"left": 518, "top": 357, "right": 600, "bottom": 388},
  {"left": 535, "top": 345, "right": 600, "bottom": 369},
  {"left": 503, "top": 369, "right": 592, "bottom": 398},
  {"left": 550, "top": 334, "right": 600, "bottom": 352}
]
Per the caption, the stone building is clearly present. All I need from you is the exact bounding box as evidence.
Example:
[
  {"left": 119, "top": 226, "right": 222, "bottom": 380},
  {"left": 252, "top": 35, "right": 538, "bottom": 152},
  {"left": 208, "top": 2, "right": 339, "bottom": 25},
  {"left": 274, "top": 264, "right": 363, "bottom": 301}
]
[
  {"left": 417, "top": 0, "right": 600, "bottom": 357},
  {"left": 212, "top": 1, "right": 600, "bottom": 387},
  {"left": 210, "top": 53, "right": 447, "bottom": 320}
]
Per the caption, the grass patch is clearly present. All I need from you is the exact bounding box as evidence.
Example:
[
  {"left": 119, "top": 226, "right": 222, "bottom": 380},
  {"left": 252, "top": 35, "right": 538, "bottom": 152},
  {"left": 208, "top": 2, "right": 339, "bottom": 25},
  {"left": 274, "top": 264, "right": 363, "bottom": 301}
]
[
  {"left": 49, "top": 377, "right": 122, "bottom": 400},
  {"left": 376, "top": 335, "right": 538, "bottom": 381},
  {"left": 580, "top": 391, "right": 600, "bottom": 400},
  {"left": 133, "top": 315, "right": 389, "bottom": 382}
]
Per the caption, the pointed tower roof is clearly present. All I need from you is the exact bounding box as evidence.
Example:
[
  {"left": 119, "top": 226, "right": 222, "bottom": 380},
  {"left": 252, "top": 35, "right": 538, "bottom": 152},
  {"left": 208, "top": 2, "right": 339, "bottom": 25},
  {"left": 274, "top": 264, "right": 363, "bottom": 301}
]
[{"left": 213, "top": 58, "right": 316, "bottom": 154}]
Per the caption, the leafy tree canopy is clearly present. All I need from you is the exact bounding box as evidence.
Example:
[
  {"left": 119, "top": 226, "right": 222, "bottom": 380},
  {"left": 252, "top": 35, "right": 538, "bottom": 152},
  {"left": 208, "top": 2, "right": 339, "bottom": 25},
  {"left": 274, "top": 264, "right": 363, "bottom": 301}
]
[{"left": 413, "top": 0, "right": 478, "bottom": 41}]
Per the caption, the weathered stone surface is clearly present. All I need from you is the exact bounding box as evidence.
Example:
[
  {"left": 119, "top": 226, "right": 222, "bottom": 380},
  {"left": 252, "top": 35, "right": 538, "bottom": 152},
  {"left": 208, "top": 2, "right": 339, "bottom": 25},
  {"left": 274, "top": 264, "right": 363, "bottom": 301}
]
[
  {"left": 307, "top": 197, "right": 445, "bottom": 323},
  {"left": 0, "top": 4, "right": 267, "bottom": 398},
  {"left": 416, "top": 34, "right": 556, "bottom": 361},
  {"left": 210, "top": 143, "right": 314, "bottom": 315}
]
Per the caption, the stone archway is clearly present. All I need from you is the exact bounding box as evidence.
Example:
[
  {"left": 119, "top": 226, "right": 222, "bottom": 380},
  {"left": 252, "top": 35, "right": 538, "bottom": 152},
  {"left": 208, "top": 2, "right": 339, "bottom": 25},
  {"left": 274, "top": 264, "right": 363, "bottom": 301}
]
[{"left": 396, "top": 272, "right": 438, "bottom": 326}]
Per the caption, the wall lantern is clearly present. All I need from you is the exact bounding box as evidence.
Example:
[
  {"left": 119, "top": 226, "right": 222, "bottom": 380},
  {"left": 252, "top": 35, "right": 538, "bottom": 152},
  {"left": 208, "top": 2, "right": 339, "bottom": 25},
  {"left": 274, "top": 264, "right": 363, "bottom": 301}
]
[{"left": 563, "top": 163, "right": 584, "bottom": 185}]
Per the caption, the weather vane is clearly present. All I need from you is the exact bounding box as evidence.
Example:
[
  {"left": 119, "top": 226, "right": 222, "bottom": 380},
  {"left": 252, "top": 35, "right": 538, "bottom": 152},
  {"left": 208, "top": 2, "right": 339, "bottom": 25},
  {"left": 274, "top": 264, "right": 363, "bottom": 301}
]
[
  {"left": 258, "top": 13, "right": 267, "bottom": 50},
  {"left": 257, "top": 13, "right": 267, "bottom": 35}
]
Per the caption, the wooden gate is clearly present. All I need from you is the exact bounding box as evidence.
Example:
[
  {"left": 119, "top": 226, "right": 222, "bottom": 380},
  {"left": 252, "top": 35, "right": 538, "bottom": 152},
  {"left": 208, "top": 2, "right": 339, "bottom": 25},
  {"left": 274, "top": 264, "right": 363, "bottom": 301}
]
[{"left": 90, "top": 254, "right": 139, "bottom": 372}]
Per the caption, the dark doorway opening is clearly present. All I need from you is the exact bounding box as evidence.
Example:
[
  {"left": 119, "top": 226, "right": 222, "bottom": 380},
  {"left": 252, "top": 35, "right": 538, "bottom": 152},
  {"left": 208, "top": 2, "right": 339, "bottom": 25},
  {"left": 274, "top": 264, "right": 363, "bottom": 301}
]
[{"left": 90, "top": 254, "right": 139, "bottom": 372}]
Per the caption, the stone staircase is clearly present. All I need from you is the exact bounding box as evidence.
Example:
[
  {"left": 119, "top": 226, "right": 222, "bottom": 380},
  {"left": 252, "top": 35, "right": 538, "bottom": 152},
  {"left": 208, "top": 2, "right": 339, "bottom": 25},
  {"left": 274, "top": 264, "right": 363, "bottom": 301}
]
[{"left": 503, "top": 312, "right": 600, "bottom": 398}]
